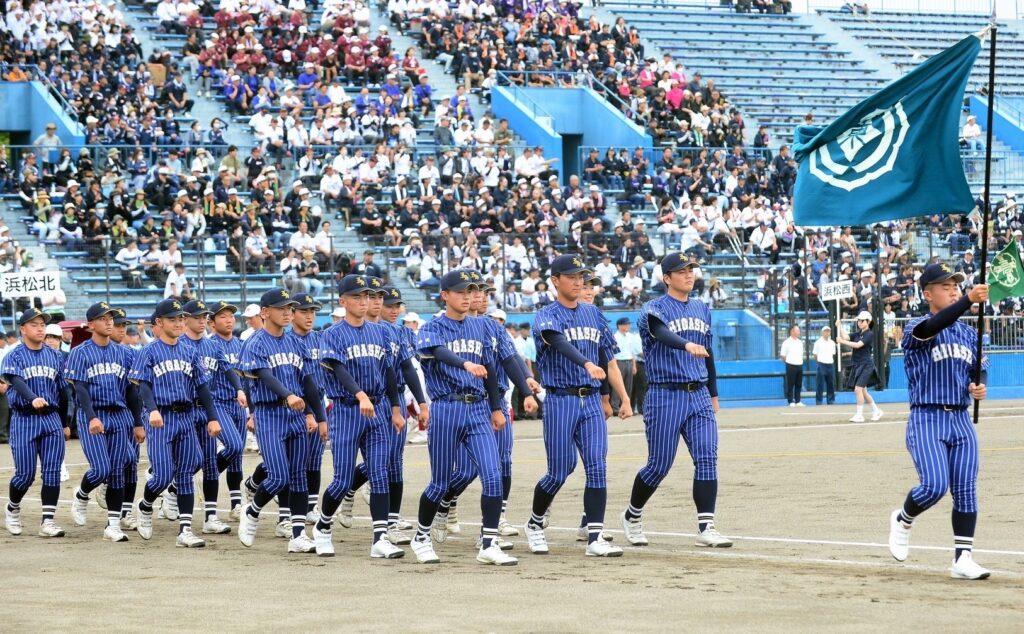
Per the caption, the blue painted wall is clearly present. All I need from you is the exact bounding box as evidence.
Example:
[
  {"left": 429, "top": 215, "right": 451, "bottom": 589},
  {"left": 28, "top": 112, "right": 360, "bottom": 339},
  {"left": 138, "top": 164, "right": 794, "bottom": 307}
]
[
  {"left": 0, "top": 81, "right": 84, "bottom": 147},
  {"left": 492, "top": 85, "right": 651, "bottom": 185},
  {"left": 970, "top": 94, "right": 1024, "bottom": 154}
]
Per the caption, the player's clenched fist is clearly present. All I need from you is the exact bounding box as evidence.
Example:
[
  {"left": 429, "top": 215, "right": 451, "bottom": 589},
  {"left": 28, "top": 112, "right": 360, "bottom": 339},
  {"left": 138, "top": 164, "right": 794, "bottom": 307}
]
[
  {"left": 357, "top": 393, "right": 375, "bottom": 418},
  {"left": 417, "top": 402, "right": 430, "bottom": 428},
  {"left": 149, "top": 409, "right": 164, "bottom": 428},
  {"left": 305, "top": 414, "right": 317, "bottom": 433},
  {"left": 969, "top": 382, "right": 986, "bottom": 400},
  {"left": 523, "top": 395, "right": 539, "bottom": 413},
  {"left": 88, "top": 417, "right": 104, "bottom": 435},
  {"left": 684, "top": 342, "right": 710, "bottom": 358},
  {"left": 31, "top": 397, "right": 49, "bottom": 410},
  {"left": 967, "top": 283, "right": 989, "bottom": 304},
  {"left": 618, "top": 400, "right": 633, "bottom": 419},
  {"left": 463, "top": 361, "right": 488, "bottom": 378},
  {"left": 207, "top": 420, "right": 222, "bottom": 439},
  {"left": 584, "top": 362, "right": 606, "bottom": 381},
  {"left": 392, "top": 408, "right": 406, "bottom": 433},
  {"left": 134, "top": 426, "right": 147, "bottom": 444},
  {"left": 491, "top": 410, "right": 506, "bottom": 431},
  {"left": 286, "top": 394, "right": 306, "bottom": 412}
]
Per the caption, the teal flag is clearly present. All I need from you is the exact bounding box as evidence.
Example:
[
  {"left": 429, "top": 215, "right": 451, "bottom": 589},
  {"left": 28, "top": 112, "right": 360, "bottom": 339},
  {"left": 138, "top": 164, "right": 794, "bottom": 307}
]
[{"left": 792, "top": 33, "right": 982, "bottom": 226}]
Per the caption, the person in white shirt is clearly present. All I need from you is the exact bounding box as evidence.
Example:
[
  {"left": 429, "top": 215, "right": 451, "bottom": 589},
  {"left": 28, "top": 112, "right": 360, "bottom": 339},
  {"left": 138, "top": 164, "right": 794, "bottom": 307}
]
[
  {"left": 289, "top": 221, "right": 316, "bottom": 253},
  {"left": 620, "top": 266, "right": 644, "bottom": 306},
  {"left": 961, "top": 114, "right": 982, "bottom": 152},
  {"left": 612, "top": 317, "right": 638, "bottom": 412},
  {"left": 164, "top": 262, "right": 189, "bottom": 299},
  {"left": 594, "top": 255, "right": 619, "bottom": 289},
  {"left": 239, "top": 304, "right": 263, "bottom": 341},
  {"left": 418, "top": 156, "right": 440, "bottom": 186},
  {"left": 779, "top": 326, "right": 805, "bottom": 406},
  {"left": 320, "top": 165, "right": 343, "bottom": 212},
  {"left": 474, "top": 119, "right": 495, "bottom": 145},
  {"left": 514, "top": 147, "right": 538, "bottom": 179},
  {"left": 812, "top": 325, "right": 837, "bottom": 405}
]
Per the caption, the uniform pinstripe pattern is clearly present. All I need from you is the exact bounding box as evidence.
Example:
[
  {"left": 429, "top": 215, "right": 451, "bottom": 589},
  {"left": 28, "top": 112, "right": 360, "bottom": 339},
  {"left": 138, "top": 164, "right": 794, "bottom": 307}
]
[
  {"left": 638, "top": 295, "right": 712, "bottom": 383},
  {"left": 144, "top": 411, "right": 203, "bottom": 495},
  {"left": 119, "top": 344, "right": 142, "bottom": 484},
  {"left": 324, "top": 399, "right": 393, "bottom": 499},
  {"left": 387, "top": 393, "right": 408, "bottom": 481},
  {"left": 195, "top": 337, "right": 243, "bottom": 477},
  {"left": 903, "top": 319, "right": 989, "bottom": 407},
  {"left": 217, "top": 401, "right": 248, "bottom": 474},
  {"left": 537, "top": 394, "right": 607, "bottom": 493},
  {"left": 448, "top": 404, "right": 512, "bottom": 492},
  {"left": 252, "top": 407, "right": 310, "bottom": 495},
  {"left": 77, "top": 408, "right": 134, "bottom": 489},
  {"left": 4, "top": 344, "right": 67, "bottom": 492},
  {"left": 424, "top": 400, "right": 501, "bottom": 502},
  {"left": 639, "top": 387, "right": 717, "bottom": 486},
  {"left": 906, "top": 407, "right": 979, "bottom": 512}
]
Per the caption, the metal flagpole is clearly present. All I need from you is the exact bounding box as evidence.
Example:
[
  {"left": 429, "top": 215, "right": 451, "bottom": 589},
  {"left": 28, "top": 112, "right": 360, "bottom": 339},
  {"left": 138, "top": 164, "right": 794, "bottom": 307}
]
[{"left": 973, "top": 18, "right": 998, "bottom": 426}]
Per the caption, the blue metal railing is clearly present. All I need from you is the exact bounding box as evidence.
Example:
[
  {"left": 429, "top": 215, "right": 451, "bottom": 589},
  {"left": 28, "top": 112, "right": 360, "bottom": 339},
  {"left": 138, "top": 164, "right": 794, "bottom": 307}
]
[{"left": 0, "top": 64, "right": 81, "bottom": 122}]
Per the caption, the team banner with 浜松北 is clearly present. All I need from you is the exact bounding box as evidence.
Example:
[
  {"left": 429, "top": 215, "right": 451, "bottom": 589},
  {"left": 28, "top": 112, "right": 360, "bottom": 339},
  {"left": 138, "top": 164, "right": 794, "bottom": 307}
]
[{"left": 791, "top": 33, "right": 983, "bottom": 227}]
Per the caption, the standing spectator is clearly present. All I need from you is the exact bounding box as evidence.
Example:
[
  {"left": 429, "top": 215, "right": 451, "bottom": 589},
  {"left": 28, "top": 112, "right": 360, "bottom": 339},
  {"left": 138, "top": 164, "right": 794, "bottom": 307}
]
[
  {"left": 813, "top": 325, "right": 837, "bottom": 405},
  {"left": 612, "top": 317, "right": 638, "bottom": 413},
  {"left": 780, "top": 325, "right": 805, "bottom": 406}
]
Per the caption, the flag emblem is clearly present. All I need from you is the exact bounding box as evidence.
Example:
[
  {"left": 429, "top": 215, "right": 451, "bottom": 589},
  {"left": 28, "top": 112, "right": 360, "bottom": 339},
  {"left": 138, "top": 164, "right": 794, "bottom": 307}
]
[
  {"left": 991, "top": 251, "right": 1020, "bottom": 287},
  {"left": 808, "top": 103, "right": 911, "bottom": 192}
]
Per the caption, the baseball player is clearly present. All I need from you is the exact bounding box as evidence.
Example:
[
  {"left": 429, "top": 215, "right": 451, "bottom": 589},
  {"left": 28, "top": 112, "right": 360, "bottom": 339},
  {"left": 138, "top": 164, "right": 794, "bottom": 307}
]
[
  {"left": 410, "top": 269, "right": 517, "bottom": 566},
  {"left": 236, "top": 289, "right": 327, "bottom": 554},
  {"left": 888, "top": 264, "right": 991, "bottom": 580},
  {"left": 130, "top": 298, "right": 223, "bottom": 547},
  {"left": 3, "top": 308, "right": 71, "bottom": 538},
  {"left": 524, "top": 255, "right": 632, "bottom": 557},
  {"left": 311, "top": 275, "right": 405, "bottom": 558},
  {"left": 619, "top": 253, "right": 732, "bottom": 549},
  {"left": 110, "top": 308, "right": 144, "bottom": 530},
  {"left": 65, "top": 302, "right": 143, "bottom": 542},
  {"left": 432, "top": 273, "right": 538, "bottom": 549},
  {"left": 180, "top": 299, "right": 244, "bottom": 534}
]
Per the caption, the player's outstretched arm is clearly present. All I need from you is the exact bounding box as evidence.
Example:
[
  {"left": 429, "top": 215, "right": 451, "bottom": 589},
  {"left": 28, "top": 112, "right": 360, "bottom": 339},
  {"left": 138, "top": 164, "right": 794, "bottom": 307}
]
[
  {"left": 4, "top": 374, "right": 41, "bottom": 405},
  {"left": 327, "top": 359, "right": 373, "bottom": 416},
  {"left": 911, "top": 294, "right": 975, "bottom": 341},
  {"left": 543, "top": 330, "right": 602, "bottom": 379},
  {"left": 254, "top": 367, "right": 300, "bottom": 406},
  {"left": 428, "top": 345, "right": 487, "bottom": 377}
]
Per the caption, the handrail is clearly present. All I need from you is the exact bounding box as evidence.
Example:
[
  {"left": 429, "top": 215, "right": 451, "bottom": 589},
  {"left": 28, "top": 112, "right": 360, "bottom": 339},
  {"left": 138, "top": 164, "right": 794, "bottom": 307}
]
[
  {"left": 0, "top": 64, "right": 81, "bottom": 122},
  {"left": 493, "top": 71, "right": 562, "bottom": 130}
]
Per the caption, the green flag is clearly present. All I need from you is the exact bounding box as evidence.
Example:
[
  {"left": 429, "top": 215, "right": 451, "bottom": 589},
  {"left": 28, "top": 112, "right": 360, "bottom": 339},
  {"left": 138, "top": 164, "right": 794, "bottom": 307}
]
[{"left": 987, "top": 238, "right": 1024, "bottom": 304}]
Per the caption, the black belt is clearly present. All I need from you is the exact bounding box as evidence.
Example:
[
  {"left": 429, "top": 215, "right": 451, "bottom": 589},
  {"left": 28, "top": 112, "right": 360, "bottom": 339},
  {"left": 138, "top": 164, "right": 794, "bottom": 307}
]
[
  {"left": 15, "top": 406, "right": 55, "bottom": 416},
  {"left": 253, "top": 398, "right": 289, "bottom": 410},
  {"left": 650, "top": 382, "right": 705, "bottom": 392},
  {"left": 330, "top": 393, "right": 385, "bottom": 406},
  {"left": 438, "top": 393, "right": 482, "bottom": 404},
  {"left": 96, "top": 405, "right": 127, "bottom": 411},
  {"left": 161, "top": 402, "right": 194, "bottom": 414},
  {"left": 546, "top": 386, "right": 596, "bottom": 397},
  {"left": 917, "top": 404, "right": 969, "bottom": 412}
]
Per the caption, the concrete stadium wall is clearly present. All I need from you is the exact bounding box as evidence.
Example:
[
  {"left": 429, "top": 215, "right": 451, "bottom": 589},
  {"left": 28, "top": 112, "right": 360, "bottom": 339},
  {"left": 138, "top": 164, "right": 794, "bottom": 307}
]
[{"left": 0, "top": 82, "right": 84, "bottom": 147}]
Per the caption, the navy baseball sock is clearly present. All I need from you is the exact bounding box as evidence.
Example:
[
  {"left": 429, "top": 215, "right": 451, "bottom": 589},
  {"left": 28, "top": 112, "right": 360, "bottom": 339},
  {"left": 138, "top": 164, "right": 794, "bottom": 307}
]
[
  {"left": 898, "top": 492, "right": 926, "bottom": 527},
  {"left": 216, "top": 453, "right": 230, "bottom": 473},
  {"left": 289, "top": 488, "right": 308, "bottom": 539},
  {"left": 625, "top": 474, "right": 658, "bottom": 520},
  {"left": 177, "top": 493, "right": 194, "bottom": 533},
  {"left": 78, "top": 474, "right": 100, "bottom": 496},
  {"left": 106, "top": 487, "right": 124, "bottom": 527},
  {"left": 246, "top": 463, "right": 267, "bottom": 491},
  {"left": 226, "top": 472, "right": 243, "bottom": 508},
  {"left": 370, "top": 492, "right": 389, "bottom": 543},
  {"left": 122, "top": 478, "right": 138, "bottom": 518},
  {"left": 248, "top": 486, "right": 274, "bottom": 518},
  {"left": 167, "top": 483, "right": 177, "bottom": 495},
  {"left": 277, "top": 490, "right": 290, "bottom": 524},
  {"left": 501, "top": 476, "right": 512, "bottom": 503},
  {"left": 388, "top": 481, "right": 403, "bottom": 525},
  {"left": 142, "top": 484, "right": 160, "bottom": 506},
  {"left": 583, "top": 487, "right": 607, "bottom": 544},
  {"left": 75, "top": 486, "right": 91, "bottom": 501},
  {"left": 8, "top": 484, "right": 27, "bottom": 505},
  {"left": 579, "top": 513, "right": 587, "bottom": 528},
  {"left": 952, "top": 510, "right": 978, "bottom": 560},
  {"left": 307, "top": 470, "right": 321, "bottom": 512},
  {"left": 416, "top": 494, "right": 440, "bottom": 538},
  {"left": 203, "top": 479, "right": 219, "bottom": 520},
  {"left": 349, "top": 468, "right": 369, "bottom": 496},
  {"left": 480, "top": 495, "right": 502, "bottom": 548},
  {"left": 529, "top": 484, "right": 555, "bottom": 528},
  {"left": 317, "top": 490, "right": 342, "bottom": 532},
  {"left": 693, "top": 479, "right": 718, "bottom": 532},
  {"left": 40, "top": 484, "right": 60, "bottom": 523}
]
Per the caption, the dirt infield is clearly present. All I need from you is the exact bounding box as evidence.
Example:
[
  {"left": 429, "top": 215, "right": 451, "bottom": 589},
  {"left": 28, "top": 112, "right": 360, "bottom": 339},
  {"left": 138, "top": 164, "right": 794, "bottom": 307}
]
[{"left": 3, "top": 402, "right": 1023, "bottom": 632}]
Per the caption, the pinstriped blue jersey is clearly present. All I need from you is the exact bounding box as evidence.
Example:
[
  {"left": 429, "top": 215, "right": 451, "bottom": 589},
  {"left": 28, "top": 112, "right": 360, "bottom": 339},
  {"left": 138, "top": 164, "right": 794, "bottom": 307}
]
[
  {"left": 1, "top": 344, "right": 65, "bottom": 410},
  {"left": 178, "top": 334, "right": 203, "bottom": 353},
  {"left": 197, "top": 334, "right": 241, "bottom": 402},
  {"left": 485, "top": 317, "right": 516, "bottom": 392},
  {"left": 320, "top": 320, "right": 395, "bottom": 399},
  {"left": 63, "top": 340, "right": 133, "bottom": 407},
  {"left": 534, "top": 302, "right": 617, "bottom": 389},
  {"left": 416, "top": 314, "right": 496, "bottom": 399},
  {"left": 129, "top": 339, "right": 210, "bottom": 405},
  {"left": 387, "top": 321, "right": 415, "bottom": 389},
  {"left": 290, "top": 329, "right": 325, "bottom": 388},
  {"left": 639, "top": 295, "right": 712, "bottom": 385},
  {"left": 238, "top": 329, "right": 310, "bottom": 403},
  {"left": 903, "top": 317, "right": 990, "bottom": 407}
]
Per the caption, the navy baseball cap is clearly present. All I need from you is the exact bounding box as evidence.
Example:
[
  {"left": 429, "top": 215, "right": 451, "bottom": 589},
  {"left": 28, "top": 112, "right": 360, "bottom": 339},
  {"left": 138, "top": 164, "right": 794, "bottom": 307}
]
[
  {"left": 182, "top": 299, "right": 213, "bottom": 316},
  {"left": 661, "top": 252, "right": 700, "bottom": 273},
  {"left": 382, "top": 286, "right": 404, "bottom": 305},
  {"left": 616, "top": 317, "right": 631, "bottom": 326},
  {"left": 919, "top": 262, "right": 966, "bottom": 288},
  {"left": 440, "top": 269, "right": 478, "bottom": 292},
  {"left": 294, "top": 293, "right": 322, "bottom": 310},
  {"left": 467, "top": 270, "right": 492, "bottom": 290},
  {"left": 211, "top": 300, "right": 238, "bottom": 315},
  {"left": 18, "top": 307, "right": 50, "bottom": 326},
  {"left": 366, "top": 276, "right": 387, "bottom": 294},
  {"left": 86, "top": 301, "right": 118, "bottom": 321},
  {"left": 152, "top": 299, "right": 187, "bottom": 321},
  {"left": 583, "top": 271, "right": 600, "bottom": 286},
  {"left": 339, "top": 274, "right": 372, "bottom": 295},
  {"left": 260, "top": 288, "right": 299, "bottom": 308},
  {"left": 550, "top": 254, "right": 591, "bottom": 276},
  {"left": 113, "top": 308, "right": 130, "bottom": 325}
]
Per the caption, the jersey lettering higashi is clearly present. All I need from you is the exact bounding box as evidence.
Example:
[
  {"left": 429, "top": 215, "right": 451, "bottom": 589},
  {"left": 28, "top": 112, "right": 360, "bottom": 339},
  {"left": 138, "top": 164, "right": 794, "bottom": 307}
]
[
  {"left": 129, "top": 340, "right": 210, "bottom": 405},
  {"left": 237, "top": 330, "right": 309, "bottom": 403},
  {"left": 320, "top": 321, "right": 394, "bottom": 399},
  {"left": 534, "top": 302, "right": 617, "bottom": 388},
  {"left": 903, "top": 318, "right": 989, "bottom": 408},
  {"left": 1, "top": 344, "right": 65, "bottom": 409},
  {"left": 63, "top": 340, "right": 133, "bottom": 406},
  {"left": 416, "top": 315, "right": 495, "bottom": 399},
  {"left": 639, "top": 295, "right": 712, "bottom": 384}
]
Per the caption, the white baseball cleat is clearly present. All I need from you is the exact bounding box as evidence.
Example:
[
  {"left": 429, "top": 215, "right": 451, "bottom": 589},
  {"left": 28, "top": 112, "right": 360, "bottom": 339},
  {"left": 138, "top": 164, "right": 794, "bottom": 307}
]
[
  {"left": 411, "top": 534, "right": 441, "bottom": 564},
  {"left": 477, "top": 543, "right": 518, "bottom": 566},
  {"left": 337, "top": 495, "right": 354, "bottom": 528},
  {"left": 794, "top": 402, "right": 806, "bottom": 407},
  {"left": 137, "top": 505, "right": 153, "bottom": 540},
  {"left": 431, "top": 512, "right": 449, "bottom": 543},
  {"left": 5, "top": 505, "right": 23, "bottom": 536},
  {"left": 60, "top": 462, "right": 70, "bottom": 482},
  {"left": 245, "top": 433, "right": 260, "bottom": 453},
  {"left": 159, "top": 490, "right": 179, "bottom": 521},
  {"left": 202, "top": 517, "right": 232, "bottom": 534},
  {"left": 71, "top": 493, "right": 89, "bottom": 526},
  {"left": 524, "top": 522, "right": 549, "bottom": 554},
  {"left": 407, "top": 430, "right": 428, "bottom": 445},
  {"left": 447, "top": 506, "right": 461, "bottom": 534},
  {"left": 541, "top": 508, "right": 551, "bottom": 529},
  {"left": 238, "top": 511, "right": 258, "bottom": 547},
  {"left": 950, "top": 551, "right": 990, "bottom": 580},
  {"left": 849, "top": 414, "right": 865, "bottom": 423},
  {"left": 576, "top": 526, "right": 613, "bottom": 542},
  {"left": 360, "top": 484, "right": 371, "bottom": 506},
  {"left": 312, "top": 526, "right": 335, "bottom": 557},
  {"left": 176, "top": 529, "right": 206, "bottom": 548},
  {"left": 585, "top": 537, "right": 623, "bottom": 557},
  {"left": 498, "top": 514, "right": 519, "bottom": 537},
  {"left": 477, "top": 535, "right": 514, "bottom": 551},
  {"left": 871, "top": 409, "right": 884, "bottom": 421},
  {"left": 387, "top": 526, "right": 412, "bottom": 545},
  {"left": 96, "top": 484, "right": 108, "bottom": 510},
  {"left": 38, "top": 521, "right": 66, "bottom": 538},
  {"left": 288, "top": 534, "right": 316, "bottom": 553},
  {"left": 120, "top": 512, "right": 138, "bottom": 531},
  {"left": 305, "top": 507, "right": 321, "bottom": 525},
  {"left": 275, "top": 520, "right": 291, "bottom": 538},
  {"left": 242, "top": 482, "right": 257, "bottom": 509},
  {"left": 394, "top": 518, "right": 414, "bottom": 531},
  {"left": 620, "top": 511, "right": 649, "bottom": 546},
  {"left": 230, "top": 505, "right": 242, "bottom": 521},
  {"left": 370, "top": 535, "right": 405, "bottom": 559},
  {"left": 103, "top": 525, "right": 129, "bottom": 542},
  {"left": 888, "top": 509, "right": 911, "bottom": 562},
  {"left": 695, "top": 526, "right": 733, "bottom": 548}
]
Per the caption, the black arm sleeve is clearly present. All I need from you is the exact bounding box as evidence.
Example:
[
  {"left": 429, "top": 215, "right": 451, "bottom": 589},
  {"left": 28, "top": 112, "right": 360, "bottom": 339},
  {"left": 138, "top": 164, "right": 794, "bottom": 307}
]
[
  {"left": 197, "top": 384, "right": 219, "bottom": 421},
  {"left": 4, "top": 375, "right": 38, "bottom": 401},
  {"left": 302, "top": 375, "right": 328, "bottom": 423},
  {"left": 126, "top": 383, "right": 143, "bottom": 428},
  {"left": 598, "top": 347, "right": 610, "bottom": 396},
  {"left": 400, "top": 358, "right": 427, "bottom": 404},
  {"left": 327, "top": 359, "right": 364, "bottom": 396},
  {"left": 254, "top": 367, "right": 294, "bottom": 400},
  {"left": 543, "top": 330, "right": 591, "bottom": 368},
  {"left": 484, "top": 370, "right": 503, "bottom": 411},
  {"left": 225, "top": 369, "right": 242, "bottom": 392},
  {"left": 705, "top": 350, "right": 718, "bottom": 398},
  {"left": 73, "top": 382, "right": 98, "bottom": 421},
  {"left": 60, "top": 384, "right": 72, "bottom": 428},
  {"left": 501, "top": 355, "right": 534, "bottom": 397},
  {"left": 650, "top": 316, "right": 689, "bottom": 350},
  {"left": 912, "top": 296, "right": 972, "bottom": 340},
  {"left": 428, "top": 345, "right": 472, "bottom": 370},
  {"left": 385, "top": 367, "right": 400, "bottom": 407},
  {"left": 139, "top": 380, "right": 158, "bottom": 412}
]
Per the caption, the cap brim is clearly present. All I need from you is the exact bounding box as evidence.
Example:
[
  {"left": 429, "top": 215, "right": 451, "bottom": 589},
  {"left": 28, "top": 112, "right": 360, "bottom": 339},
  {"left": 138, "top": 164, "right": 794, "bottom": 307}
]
[
  {"left": 214, "top": 304, "right": 239, "bottom": 314},
  {"left": 295, "top": 302, "right": 323, "bottom": 310},
  {"left": 555, "top": 266, "right": 592, "bottom": 276},
  {"left": 341, "top": 288, "right": 374, "bottom": 296},
  {"left": 88, "top": 308, "right": 119, "bottom": 321},
  {"left": 20, "top": 313, "right": 51, "bottom": 325},
  {"left": 383, "top": 298, "right": 405, "bottom": 305},
  {"left": 264, "top": 300, "right": 300, "bottom": 308},
  {"left": 158, "top": 310, "right": 188, "bottom": 319},
  {"left": 923, "top": 271, "right": 966, "bottom": 287},
  {"left": 442, "top": 282, "right": 479, "bottom": 292},
  {"left": 188, "top": 310, "right": 214, "bottom": 317}
]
